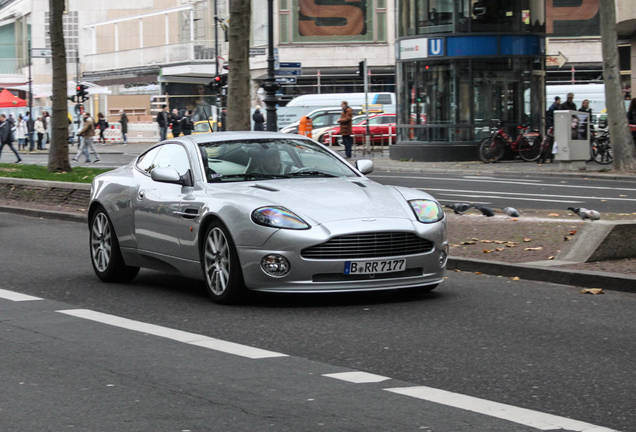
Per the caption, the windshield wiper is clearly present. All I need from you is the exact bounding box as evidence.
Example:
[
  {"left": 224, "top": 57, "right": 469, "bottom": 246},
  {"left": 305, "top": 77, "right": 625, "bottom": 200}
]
[{"left": 287, "top": 170, "right": 336, "bottom": 178}]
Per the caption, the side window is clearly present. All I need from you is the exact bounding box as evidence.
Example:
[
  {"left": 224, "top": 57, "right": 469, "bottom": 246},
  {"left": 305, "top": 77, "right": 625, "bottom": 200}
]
[
  {"left": 311, "top": 114, "right": 331, "bottom": 128},
  {"left": 368, "top": 117, "right": 383, "bottom": 126},
  {"left": 153, "top": 144, "right": 191, "bottom": 177},
  {"left": 136, "top": 146, "right": 163, "bottom": 174},
  {"left": 385, "top": 116, "right": 396, "bottom": 124},
  {"left": 194, "top": 122, "right": 209, "bottom": 133}
]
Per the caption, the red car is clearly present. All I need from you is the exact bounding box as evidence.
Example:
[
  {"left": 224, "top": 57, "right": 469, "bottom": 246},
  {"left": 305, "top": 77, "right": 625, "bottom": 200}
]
[{"left": 322, "top": 113, "right": 397, "bottom": 145}]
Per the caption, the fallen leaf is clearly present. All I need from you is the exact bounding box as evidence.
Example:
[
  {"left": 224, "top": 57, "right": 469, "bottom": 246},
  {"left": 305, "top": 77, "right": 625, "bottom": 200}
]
[
  {"left": 483, "top": 249, "right": 493, "bottom": 253},
  {"left": 481, "top": 240, "right": 495, "bottom": 243},
  {"left": 496, "top": 247, "right": 504, "bottom": 251},
  {"left": 618, "top": 213, "right": 631, "bottom": 216},
  {"left": 472, "top": 238, "right": 480, "bottom": 241},
  {"left": 505, "top": 244, "right": 516, "bottom": 248},
  {"left": 620, "top": 195, "right": 627, "bottom": 197},
  {"left": 475, "top": 272, "right": 482, "bottom": 275},
  {"left": 569, "top": 230, "right": 577, "bottom": 235},
  {"left": 511, "top": 217, "right": 518, "bottom": 221},
  {"left": 601, "top": 199, "right": 607, "bottom": 202},
  {"left": 523, "top": 238, "right": 532, "bottom": 242},
  {"left": 564, "top": 236, "right": 571, "bottom": 241},
  {"left": 547, "top": 256, "right": 555, "bottom": 260},
  {"left": 454, "top": 269, "right": 461, "bottom": 272},
  {"left": 525, "top": 247, "right": 543, "bottom": 251},
  {"left": 461, "top": 241, "right": 476, "bottom": 245},
  {"left": 549, "top": 213, "right": 560, "bottom": 217},
  {"left": 580, "top": 288, "right": 604, "bottom": 295},
  {"left": 511, "top": 276, "right": 520, "bottom": 281},
  {"left": 452, "top": 244, "right": 461, "bottom": 247},
  {"left": 494, "top": 240, "right": 507, "bottom": 244}
]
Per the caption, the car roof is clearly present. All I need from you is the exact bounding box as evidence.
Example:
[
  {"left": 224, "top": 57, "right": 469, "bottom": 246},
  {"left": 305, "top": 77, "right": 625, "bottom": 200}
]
[{"left": 175, "top": 131, "right": 311, "bottom": 145}]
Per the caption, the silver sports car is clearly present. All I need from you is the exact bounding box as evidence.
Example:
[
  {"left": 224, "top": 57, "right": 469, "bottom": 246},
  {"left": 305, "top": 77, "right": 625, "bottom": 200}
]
[{"left": 89, "top": 132, "right": 448, "bottom": 303}]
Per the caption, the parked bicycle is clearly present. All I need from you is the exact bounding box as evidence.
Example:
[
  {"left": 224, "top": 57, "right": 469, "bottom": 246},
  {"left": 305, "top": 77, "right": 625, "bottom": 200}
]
[
  {"left": 536, "top": 126, "right": 554, "bottom": 164},
  {"left": 590, "top": 128, "right": 613, "bottom": 165},
  {"left": 477, "top": 121, "right": 542, "bottom": 163}
]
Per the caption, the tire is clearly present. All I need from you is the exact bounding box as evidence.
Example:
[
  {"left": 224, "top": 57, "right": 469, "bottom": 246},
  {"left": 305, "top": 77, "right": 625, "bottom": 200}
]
[
  {"left": 590, "top": 138, "right": 613, "bottom": 165},
  {"left": 478, "top": 137, "right": 505, "bottom": 163},
  {"left": 90, "top": 207, "right": 140, "bottom": 282},
  {"left": 201, "top": 221, "right": 246, "bottom": 304},
  {"left": 518, "top": 137, "right": 541, "bottom": 161}
]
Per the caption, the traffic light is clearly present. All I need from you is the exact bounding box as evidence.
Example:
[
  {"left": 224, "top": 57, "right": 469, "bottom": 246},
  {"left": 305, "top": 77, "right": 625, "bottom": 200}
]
[
  {"left": 357, "top": 60, "right": 365, "bottom": 77},
  {"left": 210, "top": 74, "right": 228, "bottom": 91},
  {"left": 76, "top": 84, "right": 89, "bottom": 102},
  {"left": 68, "top": 94, "right": 76, "bottom": 103}
]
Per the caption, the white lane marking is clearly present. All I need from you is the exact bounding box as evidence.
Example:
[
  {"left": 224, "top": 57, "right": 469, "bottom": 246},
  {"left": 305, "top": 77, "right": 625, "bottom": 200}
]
[
  {"left": 372, "top": 174, "right": 636, "bottom": 193},
  {"left": 323, "top": 372, "right": 391, "bottom": 383},
  {"left": 57, "top": 309, "right": 288, "bottom": 359},
  {"left": 435, "top": 193, "right": 585, "bottom": 204},
  {"left": 462, "top": 176, "right": 543, "bottom": 183},
  {"left": 416, "top": 187, "right": 635, "bottom": 203},
  {"left": 0, "top": 288, "right": 42, "bottom": 302},
  {"left": 386, "top": 386, "right": 618, "bottom": 432}
]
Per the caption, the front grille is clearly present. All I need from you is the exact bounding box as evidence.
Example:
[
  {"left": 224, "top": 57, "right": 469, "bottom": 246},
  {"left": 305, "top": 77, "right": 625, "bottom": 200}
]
[{"left": 301, "top": 232, "right": 434, "bottom": 260}]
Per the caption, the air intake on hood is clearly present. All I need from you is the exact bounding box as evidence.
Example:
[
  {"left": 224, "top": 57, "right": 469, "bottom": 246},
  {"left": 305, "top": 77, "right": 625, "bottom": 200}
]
[{"left": 251, "top": 184, "right": 279, "bottom": 192}]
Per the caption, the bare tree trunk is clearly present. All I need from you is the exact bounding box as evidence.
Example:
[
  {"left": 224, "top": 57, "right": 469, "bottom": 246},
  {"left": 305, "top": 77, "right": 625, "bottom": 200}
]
[
  {"left": 599, "top": 0, "right": 636, "bottom": 171},
  {"left": 226, "top": 0, "right": 251, "bottom": 131},
  {"left": 47, "top": 0, "right": 71, "bottom": 172}
]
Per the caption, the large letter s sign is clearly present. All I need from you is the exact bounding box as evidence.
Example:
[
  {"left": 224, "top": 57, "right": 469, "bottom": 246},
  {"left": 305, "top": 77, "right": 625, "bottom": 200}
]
[{"left": 299, "top": 0, "right": 367, "bottom": 37}]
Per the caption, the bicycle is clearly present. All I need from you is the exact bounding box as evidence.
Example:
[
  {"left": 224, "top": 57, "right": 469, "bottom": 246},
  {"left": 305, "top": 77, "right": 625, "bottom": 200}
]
[
  {"left": 590, "top": 128, "right": 613, "bottom": 165},
  {"left": 477, "top": 121, "right": 542, "bottom": 163},
  {"left": 536, "top": 126, "right": 554, "bottom": 164}
]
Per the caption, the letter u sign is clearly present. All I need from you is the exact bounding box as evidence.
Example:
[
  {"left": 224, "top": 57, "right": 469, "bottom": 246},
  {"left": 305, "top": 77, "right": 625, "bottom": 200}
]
[{"left": 429, "top": 38, "right": 443, "bottom": 56}]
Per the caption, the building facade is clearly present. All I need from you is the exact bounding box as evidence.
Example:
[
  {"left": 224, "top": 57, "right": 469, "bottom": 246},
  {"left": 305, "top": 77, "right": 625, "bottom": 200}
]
[{"left": 392, "top": 0, "right": 546, "bottom": 161}]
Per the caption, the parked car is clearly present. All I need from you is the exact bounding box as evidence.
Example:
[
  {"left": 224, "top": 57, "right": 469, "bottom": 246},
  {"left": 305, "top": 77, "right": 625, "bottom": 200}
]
[
  {"left": 88, "top": 132, "right": 447, "bottom": 304},
  {"left": 322, "top": 113, "right": 397, "bottom": 145},
  {"left": 279, "top": 106, "right": 364, "bottom": 142}
]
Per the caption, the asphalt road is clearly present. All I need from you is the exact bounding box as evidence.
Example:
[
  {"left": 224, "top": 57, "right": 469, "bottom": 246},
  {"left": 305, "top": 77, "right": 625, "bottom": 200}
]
[
  {"left": 1, "top": 213, "right": 635, "bottom": 431},
  {"left": 369, "top": 172, "right": 636, "bottom": 214}
]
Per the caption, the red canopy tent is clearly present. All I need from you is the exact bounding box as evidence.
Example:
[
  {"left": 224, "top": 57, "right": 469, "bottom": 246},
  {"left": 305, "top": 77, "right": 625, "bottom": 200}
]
[{"left": 0, "top": 89, "right": 27, "bottom": 108}]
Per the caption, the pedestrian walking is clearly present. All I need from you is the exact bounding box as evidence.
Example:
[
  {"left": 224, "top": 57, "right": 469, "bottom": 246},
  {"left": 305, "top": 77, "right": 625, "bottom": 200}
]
[
  {"left": 15, "top": 115, "right": 27, "bottom": 151},
  {"left": 627, "top": 99, "right": 636, "bottom": 144},
  {"left": 337, "top": 100, "right": 354, "bottom": 158},
  {"left": 560, "top": 92, "right": 576, "bottom": 110},
  {"left": 25, "top": 111, "right": 35, "bottom": 151},
  {"left": 42, "top": 110, "right": 51, "bottom": 144},
  {"left": 182, "top": 110, "right": 194, "bottom": 136},
  {"left": 34, "top": 116, "right": 46, "bottom": 150},
  {"left": 546, "top": 96, "right": 560, "bottom": 131},
  {"left": 96, "top": 112, "right": 108, "bottom": 144},
  {"left": 253, "top": 105, "right": 265, "bottom": 131},
  {"left": 73, "top": 112, "right": 101, "bottom": 163},
  {"left": 156, "top": 105, "right": 169, "bottom": 141},
  {"left": 170, "top": 109, "right": 183, "bottom": 138},
  {"left": 119, "top": 110, "right": 128, "bottom": 144},
  {"left": 0, "top": 114, "right": 22, "bottom": 163}
]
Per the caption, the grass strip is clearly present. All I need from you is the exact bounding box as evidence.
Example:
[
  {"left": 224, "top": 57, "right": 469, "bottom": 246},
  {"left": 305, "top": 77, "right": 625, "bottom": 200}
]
[{"left": 0, "top": 163, "right": 111, "bottom": 183}]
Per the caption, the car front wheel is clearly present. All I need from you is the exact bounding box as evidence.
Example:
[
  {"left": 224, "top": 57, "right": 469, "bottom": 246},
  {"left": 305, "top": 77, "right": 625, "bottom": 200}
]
[
  {"left": 90, "top": 208, "right": 140, "bottom": 282},
  {"left": 202, "top": 221, "right": 246, "bottom": 304}
]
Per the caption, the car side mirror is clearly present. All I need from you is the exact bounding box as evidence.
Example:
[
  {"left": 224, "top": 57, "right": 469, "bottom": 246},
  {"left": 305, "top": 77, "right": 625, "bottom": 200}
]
[
  {"left": 355, "top": 159, "right": 374, "bottom": 174},
  {"left": 151, "top": 167, "right": 185, "bottom": 185}
]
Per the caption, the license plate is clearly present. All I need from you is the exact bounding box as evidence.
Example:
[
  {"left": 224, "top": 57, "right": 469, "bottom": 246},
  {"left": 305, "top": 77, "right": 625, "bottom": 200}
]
[{"left": 344, "top": 259, "right": 406, "bottom": 275}]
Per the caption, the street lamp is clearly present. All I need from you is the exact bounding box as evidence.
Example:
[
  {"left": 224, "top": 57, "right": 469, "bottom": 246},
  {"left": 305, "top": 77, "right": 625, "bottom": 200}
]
[{"left": 261, "top": 0, "right": 280, "bottom": 131}]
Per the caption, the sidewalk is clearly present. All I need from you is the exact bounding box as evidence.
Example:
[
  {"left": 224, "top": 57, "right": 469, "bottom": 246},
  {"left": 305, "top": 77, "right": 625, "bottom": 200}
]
[{"left": 4, "top": 140, "right": 636, "bottom": 294}]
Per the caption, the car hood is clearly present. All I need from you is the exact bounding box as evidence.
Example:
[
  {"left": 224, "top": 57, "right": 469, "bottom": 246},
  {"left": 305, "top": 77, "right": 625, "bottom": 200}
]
[{"left": 205, "top": 177, "right": 427, "bottom": 225}]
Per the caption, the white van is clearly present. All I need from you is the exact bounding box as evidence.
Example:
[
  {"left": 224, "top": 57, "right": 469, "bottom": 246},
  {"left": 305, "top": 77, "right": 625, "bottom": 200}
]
[{"left": 276, "top": 92, "right": 395, "bottom": 129}]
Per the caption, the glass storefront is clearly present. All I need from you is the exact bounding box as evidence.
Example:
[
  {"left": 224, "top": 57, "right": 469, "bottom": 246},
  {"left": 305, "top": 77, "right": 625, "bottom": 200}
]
[{"left": 395, "top": 0, "right": 546, "bottom": 160}]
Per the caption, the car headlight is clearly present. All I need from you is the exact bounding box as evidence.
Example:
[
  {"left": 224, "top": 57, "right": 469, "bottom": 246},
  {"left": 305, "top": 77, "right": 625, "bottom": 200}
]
[
  {"left": 409, "top": 199, "right": 444, "bottom": 223},
  {"left": 251, "top": 206, "right": 310, "bottom": 230}
]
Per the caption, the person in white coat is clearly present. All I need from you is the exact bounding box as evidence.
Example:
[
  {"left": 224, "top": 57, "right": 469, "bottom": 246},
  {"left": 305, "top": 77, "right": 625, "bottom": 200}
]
[
  {"left": 15, "top": 115, "right": 27, "bottom": 151},
  {"left": 34, "top": 116, "right": 46, "bottom": 150}
]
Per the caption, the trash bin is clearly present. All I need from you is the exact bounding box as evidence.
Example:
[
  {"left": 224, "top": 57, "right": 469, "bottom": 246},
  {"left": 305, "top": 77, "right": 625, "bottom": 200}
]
[{"left": 553, "top": 110, "right": 590, "bottom": 162}]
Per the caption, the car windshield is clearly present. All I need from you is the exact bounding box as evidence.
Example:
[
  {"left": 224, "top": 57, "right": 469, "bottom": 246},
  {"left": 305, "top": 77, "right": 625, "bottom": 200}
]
[{"left": 198, "top": 138, "right": 359, "bottom": 182}]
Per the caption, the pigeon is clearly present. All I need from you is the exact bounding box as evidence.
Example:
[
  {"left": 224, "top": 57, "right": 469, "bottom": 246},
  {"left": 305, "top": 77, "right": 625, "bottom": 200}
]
[
  {"left": 470, "top": 204, "right": 495, "bottom": 217},
  {"left": 568, "top": 207, "right": 601, "bottom": 221},
  {"left": 501, "top": 207, "right": 520, "bottom": 217},
  {"left": 445, "top": 203, "right": 472, "bottom": 215}
]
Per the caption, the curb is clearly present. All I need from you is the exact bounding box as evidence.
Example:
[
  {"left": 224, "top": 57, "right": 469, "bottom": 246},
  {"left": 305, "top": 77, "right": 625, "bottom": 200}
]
[
  {"left": 447, "top": 257, "right": 636, "bottom": 294},
  {"left": 1, "top": 204, "right": 634, "bottom": 294}
]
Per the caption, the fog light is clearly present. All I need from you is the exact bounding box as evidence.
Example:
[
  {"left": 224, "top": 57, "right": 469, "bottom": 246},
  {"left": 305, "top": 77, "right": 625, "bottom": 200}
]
[
  {"left": 261, "top": 254, "right": 291, "bottom": 277},
  {"left": 439, "top": 244, "right": 449, "bottom": 268}
]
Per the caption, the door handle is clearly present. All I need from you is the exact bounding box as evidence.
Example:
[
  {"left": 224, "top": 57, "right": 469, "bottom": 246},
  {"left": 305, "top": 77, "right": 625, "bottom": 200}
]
[{"left": 137, "top": 190, "right": 145, "bottom": 200}]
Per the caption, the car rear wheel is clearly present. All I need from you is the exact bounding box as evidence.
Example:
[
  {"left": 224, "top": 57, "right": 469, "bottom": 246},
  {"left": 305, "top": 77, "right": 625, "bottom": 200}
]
[
  {"left": 90, "top": 208, "right": 140, "bottom": 282},
  {"left": 202, "top": 221, "right": 246, "bottom": 304}
]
